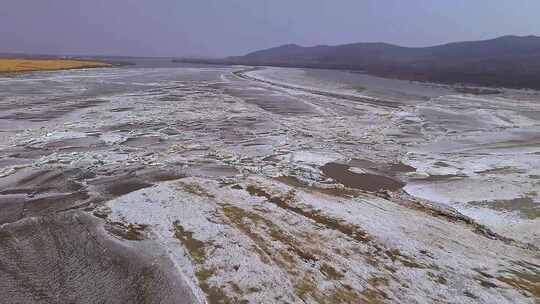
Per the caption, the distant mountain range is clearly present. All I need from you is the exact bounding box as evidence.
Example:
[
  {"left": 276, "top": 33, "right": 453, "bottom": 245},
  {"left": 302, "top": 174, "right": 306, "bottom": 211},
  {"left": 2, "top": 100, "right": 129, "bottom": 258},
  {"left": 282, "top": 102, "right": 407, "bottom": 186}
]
[{"left": 176, "top": 35, "right": 540, "bottom": 90}]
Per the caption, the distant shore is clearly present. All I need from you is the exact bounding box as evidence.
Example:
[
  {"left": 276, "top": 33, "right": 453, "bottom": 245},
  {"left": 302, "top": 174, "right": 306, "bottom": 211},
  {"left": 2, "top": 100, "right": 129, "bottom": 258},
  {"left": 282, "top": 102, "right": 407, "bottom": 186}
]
[
  {"left": 0, "top": 58, "right": 111, "bottom": 73},
  {"left": 173, "top": 58, "right": 540, "bottom": 91}
]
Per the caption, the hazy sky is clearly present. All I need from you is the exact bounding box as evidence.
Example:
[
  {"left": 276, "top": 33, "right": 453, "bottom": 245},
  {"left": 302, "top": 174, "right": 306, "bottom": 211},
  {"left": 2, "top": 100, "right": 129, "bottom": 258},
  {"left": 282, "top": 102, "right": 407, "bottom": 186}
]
[{"left": 1, "top": 0, "right": 539, "bottom": 57}]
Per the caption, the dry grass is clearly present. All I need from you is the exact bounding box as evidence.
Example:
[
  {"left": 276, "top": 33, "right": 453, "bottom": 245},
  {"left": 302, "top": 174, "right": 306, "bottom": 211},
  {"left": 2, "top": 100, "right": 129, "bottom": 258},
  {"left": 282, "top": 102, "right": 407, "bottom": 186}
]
[{"left": 0, "top": 58, "right": 111, "bottom": 73}]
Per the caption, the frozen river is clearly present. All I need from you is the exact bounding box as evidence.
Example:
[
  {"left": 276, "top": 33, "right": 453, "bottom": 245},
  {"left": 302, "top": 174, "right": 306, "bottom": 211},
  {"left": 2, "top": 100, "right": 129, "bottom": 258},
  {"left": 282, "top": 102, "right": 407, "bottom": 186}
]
[{"left": 0, "top": 62, "right": 539, "bottom": 303}]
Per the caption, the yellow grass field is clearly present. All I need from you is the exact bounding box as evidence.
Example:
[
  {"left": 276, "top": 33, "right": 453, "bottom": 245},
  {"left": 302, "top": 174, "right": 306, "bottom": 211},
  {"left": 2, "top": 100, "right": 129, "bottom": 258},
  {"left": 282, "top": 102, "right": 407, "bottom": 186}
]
[{"left": 0, "top": 59, "right": 111, "bottom": 73}]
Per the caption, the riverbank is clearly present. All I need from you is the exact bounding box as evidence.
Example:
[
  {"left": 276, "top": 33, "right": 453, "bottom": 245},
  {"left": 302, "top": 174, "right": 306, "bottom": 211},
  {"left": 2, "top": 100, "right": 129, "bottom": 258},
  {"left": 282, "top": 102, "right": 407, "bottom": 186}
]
[{"left": 0, "top": 58, "right": 111, "bottom": 73}]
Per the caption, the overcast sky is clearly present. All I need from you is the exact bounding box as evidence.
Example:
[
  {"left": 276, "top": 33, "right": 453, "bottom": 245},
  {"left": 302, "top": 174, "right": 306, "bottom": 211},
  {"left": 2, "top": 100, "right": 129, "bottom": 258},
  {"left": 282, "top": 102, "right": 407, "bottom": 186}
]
[{"left": 1, "top": 0, "right": 539, "bottom": 57}]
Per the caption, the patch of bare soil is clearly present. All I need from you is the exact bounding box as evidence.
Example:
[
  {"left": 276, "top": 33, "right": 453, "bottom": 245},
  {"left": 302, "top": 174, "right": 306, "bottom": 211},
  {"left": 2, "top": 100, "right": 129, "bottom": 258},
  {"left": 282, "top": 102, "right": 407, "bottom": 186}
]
[{"left": 321, "top": 162, "right": 405, "bottom": 192}]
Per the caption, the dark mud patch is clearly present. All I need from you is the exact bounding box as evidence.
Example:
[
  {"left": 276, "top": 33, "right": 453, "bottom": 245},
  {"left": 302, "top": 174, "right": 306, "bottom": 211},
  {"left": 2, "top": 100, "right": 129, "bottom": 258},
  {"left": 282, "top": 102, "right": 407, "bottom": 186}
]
[
  {"left": 321, "top": 163, "right": 404, "bottom": 192},
  {"left": 105, "top": 180, "right": 152, "bottom": 197},
  {"left": 89, "top": 176, "right": 153, "bottom": 198},
  {"left": 388, "top": 162, "right": 416, "bottom": 173},
  {"left": 122, "top": 136, "right": 163, "bottom": 148},
  {"left": 88, "top": 167, "right": 184, "bottom": 201},
  {"left": 348, "top": 158, "right": 415, "bottom": 174},
  {"left": 160, "top": 127, "right": 181, "bottom": 135},
  {"left": 0, "top": 211, "right": 197, "bottom": 304},
  {"left": 136, "top": 168, "right": 186, "bottom": 183},
  {"left": 109, "top": 107, "right": 134, "bottom": 112},
  {"left": 475, "top": 166, "right": 517, "bottom": 175},
  {"left": 433, "top": 161, "right": 451, "bottom": 168},
  {"left": 454, "top": 87, "right": 502, "bottom": 95}
]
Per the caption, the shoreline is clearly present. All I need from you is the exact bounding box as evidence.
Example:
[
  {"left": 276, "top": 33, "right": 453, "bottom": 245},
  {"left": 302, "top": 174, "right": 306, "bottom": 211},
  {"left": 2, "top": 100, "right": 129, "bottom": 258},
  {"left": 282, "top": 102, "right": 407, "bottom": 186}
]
[
  {"left": 174, "top": 58, "right": 540, "bottom": 91},
  {"left": 0, "top": 58, "right": 112, "bottom": 74}
]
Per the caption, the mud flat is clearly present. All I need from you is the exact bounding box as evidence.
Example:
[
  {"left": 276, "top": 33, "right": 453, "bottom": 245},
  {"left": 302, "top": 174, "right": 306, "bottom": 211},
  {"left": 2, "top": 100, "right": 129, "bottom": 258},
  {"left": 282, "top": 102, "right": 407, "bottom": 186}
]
[
  {"left": 0, "top": 64, "right": 539, "bottom": 303},
  {"left": 320, "top": 162, "right": 404, "bottom": 192}
]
